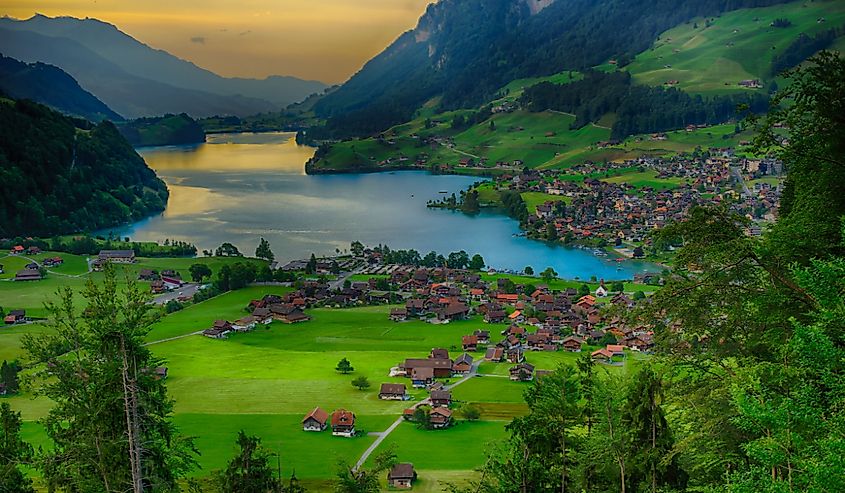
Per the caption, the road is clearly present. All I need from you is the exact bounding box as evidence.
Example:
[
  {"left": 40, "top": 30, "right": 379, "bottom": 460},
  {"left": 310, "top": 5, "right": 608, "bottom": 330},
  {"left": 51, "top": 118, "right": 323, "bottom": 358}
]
[
  {"left": 328, "top": 265, "right": 365, "bottom": 291},
  {"left": 152, "top": 283, "right": 201, "bottom": 305},
  {"left": 353, "top": 359, "right": 481, "bottom": 470},
  {"left": 731, "top": 166, "right": 752, "bottom": 198}
]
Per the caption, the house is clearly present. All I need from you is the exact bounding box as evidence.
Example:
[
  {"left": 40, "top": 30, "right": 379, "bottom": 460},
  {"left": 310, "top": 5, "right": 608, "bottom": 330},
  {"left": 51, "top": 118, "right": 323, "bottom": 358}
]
[
  {"left": 561, "top": 335, "right": 584, "bottom": 352},
  {"left": 9, "top": 245, "right": 24, "bottom": 255},
  {"left": 138, "top": 269, "right": 159, "bottom": 281},
  {"left": 14, "top": 269, "right": 42, "bottom": 281},
  {"left": 203, "top": 320, "right": 233, "bottom": 339},
  {"left": 508, "top": 310, "right": 525, "bottom": 324},
  {"left": 42, "top": 257, "right": 63, "bottom": 267},
  {"left": 387, "top": 463, "right": 417, "bottom": 489},
  {"left": 510, "top": 362, "right": 536, "bottom": 381},
  {"left": 506, "top": 347, "right": 525, "bottom": 364},
  {"left": 4, "top": 309, "right": 26, "bottom": 325},
  {"left": 485, "top": 347, "right": 505, "bottom": 362},
  {"left": 390, "top": 308, "right": 408, "bottom": 322},
  {"left": 437, "top": 302, "right": 470, "bottom": 322},
  {"left": 331, "top": 409, "right": 356, "bottom": 437},
  {"left": 473, "top": 330, "right": 490, "bottom": 344},
  {"left": 98, "top": 250, "right": 136, "bottom": 264},
  {"left": 410, "top": 367, "right": 435, "bottom": 388},
  {"left": 485, "top": 310, "right": 507, "bottom": 323},
  {"left": 379, "top": 383, "right": 409, "bottom": 400},
  {"left": 607, "top": 344, "right": 625, "bottom": 356},
  {"left": 269, "top": 304, "right": 310, "bottom": 324},
  {"left": 154, "top": 367, "right": 168, "bottom": 379},
  {"left": 461, "top": 335, "right": 478, "bottom": 351},
  {"left": 252, "top": 307, "right": 273, "bottom": 325},
  {"left": 452, "top": 353, "right": 473, "bottom": 374},
  {"left": 402, "top": 357, "right": 453, "bottom": 379},
  {"left": 591, "top": 348, "right": 614, "bottom": 362},
  {"left": 430, "top": 407, "right": 453, "bottom": 429},
  {"left": 430, "top": 390, "right": 452, "bottom": 407},
  {"left": 302, "top": 407, "right": 329, "bottom": 432},
  {"left": 232, "top": 316, "right": 257, "bottom": 332}
]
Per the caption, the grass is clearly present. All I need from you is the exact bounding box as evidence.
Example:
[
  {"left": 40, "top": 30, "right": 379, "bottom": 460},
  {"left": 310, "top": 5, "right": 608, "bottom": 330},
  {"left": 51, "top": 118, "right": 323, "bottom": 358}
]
[
  {"left": 626, "top": 0, "right": 845, "bottom": 95},
  {"left": 601, "top": 170, "right": 685, "bottom": 190}
]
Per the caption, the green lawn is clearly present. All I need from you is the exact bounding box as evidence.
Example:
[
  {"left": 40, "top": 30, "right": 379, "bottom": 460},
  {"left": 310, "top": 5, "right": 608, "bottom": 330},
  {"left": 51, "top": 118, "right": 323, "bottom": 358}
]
[{"left": 601, "top": 170, "right": 685, "bottom": 190}]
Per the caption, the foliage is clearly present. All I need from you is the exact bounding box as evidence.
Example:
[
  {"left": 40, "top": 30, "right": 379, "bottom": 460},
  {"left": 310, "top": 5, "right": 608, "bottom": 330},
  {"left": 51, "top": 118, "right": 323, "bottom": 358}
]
[
  {"left": 771, "top": 26, "right": 842, "bottom": 76},
  {"left": 0, "top": 360, "right": 21, "bottom": 394},
  {"left": 333, "top": 447, "right": 396, "bottom": 493},
  {"left": 0, "top": 402, "right": 35, "bottom": 493},
  {"left": 350, "top": 376, "right": 370, "bottom": 391},
  {"left": 0, "top": 99, "right": 168, "bottom": 237},
  {"left": 189, "top": 263, "right": 213, "bottom": 282},
  {"left": 116, "top": 113, "right": 205, "bottom": 147},
  {"left": 460, "top": 403, "right": 482, "bottom": 421},
  {"left": 22, "top": 265, "right": 197, "bottom": 491},
  {"left": 255, "top": 238, "right": 275, "bottom": 263},
  {"left": 217, "top": 431, "right": 281, "bottom": 493},
  {"left": 216, "top": 263, "right": 258, "bottom": 291},
  {"left": 335, "top": 358, "right": 354, "bottom": 375},
  {"left": 164, "top": 299, "right": 184, "bottom": 314},
  {"left": 215, "top": 243, "right": 242, "bottom": 257}
]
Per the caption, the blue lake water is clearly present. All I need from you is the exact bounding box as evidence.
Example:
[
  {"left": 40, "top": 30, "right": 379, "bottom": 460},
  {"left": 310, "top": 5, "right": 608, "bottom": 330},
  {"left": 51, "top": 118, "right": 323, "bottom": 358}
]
[{"left": 109, "top": 132, "right": 657, "bottom": 280}]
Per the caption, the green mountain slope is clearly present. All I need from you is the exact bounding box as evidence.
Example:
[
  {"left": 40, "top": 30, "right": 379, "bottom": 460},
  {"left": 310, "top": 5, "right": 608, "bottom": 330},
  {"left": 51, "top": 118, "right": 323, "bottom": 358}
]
[
  {"left": 0, "top": 98, "right": 169, "bottom": 237},
  {"left": 0, "top": 54, "right": 121, "bottom": 121}
]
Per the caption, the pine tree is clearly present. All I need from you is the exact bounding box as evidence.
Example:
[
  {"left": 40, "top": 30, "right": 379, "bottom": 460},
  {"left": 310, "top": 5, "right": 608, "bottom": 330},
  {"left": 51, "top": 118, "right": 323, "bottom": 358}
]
[
  {"left": 219, "top": 431, "right": 281, "bottom": 493},
  {"left": 0, "top": 402, "right": 35, "bottom": 493},
  {"left": 255, "top": 238, "right": 275, "bottom": 262}
]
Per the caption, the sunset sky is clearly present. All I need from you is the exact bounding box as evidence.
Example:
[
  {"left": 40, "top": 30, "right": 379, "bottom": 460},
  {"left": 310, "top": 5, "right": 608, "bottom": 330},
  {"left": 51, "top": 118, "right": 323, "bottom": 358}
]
[{"left": 1, "top": 0, "right": 434, "bottom": 83}]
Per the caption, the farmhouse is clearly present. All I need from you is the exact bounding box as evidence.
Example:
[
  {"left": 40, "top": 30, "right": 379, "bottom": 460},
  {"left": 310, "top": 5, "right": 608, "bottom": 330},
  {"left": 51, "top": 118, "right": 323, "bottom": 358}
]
[
  {"left": 9, "top": 245, "right": 24, "bottom": 254},
  {"left": 378, "top": 383, "right": 409, "bottom": 400},
  {"left": 14, "top": 269, "right": 42, "bottom": 281},
  {"left": 410, "top": 367, "right": 435, "bottom": 388},
  {"left": 485, "top": 346, "right": 505, "bottom": 362},
  {"left": 232, "top": 316, "right": 257, "bottom": 332},
  {"left": 98, "top": 250, "right": 136, "bottom": 264},
  {"left": 461, "top": 335, "right": 478, "bottom": 351},
  {"left": 389, "top": 308, "right": 408, "bottom": 322},
  {"left": 591, "top": 348, "right": 614, "bottom": 362},
  {"left": 387, "top": 463, "right": 417, "bottom": 489},
  {"left": 473, "top": 330, "right": 490, "bottom": 344},
  {"left": 298, "top": 407, "right": 328, "bottom": 432},
  {"left": 252, "top": 307, "right": 274, "bottom": 325},
  {"left": 561, "top": 335, "right": 585, "bottom": 352},
  {"left": 331, "top": 409, "right": 356, "bottom": 437},
  {"left": 430, "top": 390, "right": 452, "bottom": 407},
  {"left": 4, "top": 309, "right": 26, "bottom": 325},
  {"left": 430, "top": 407, "right": 453, "bottom": 429},
  {"left": 203, "top": 320, "right": 233, "bottom": 339},
  {"left": 452, "top": 353, "right": 473, "bottom": 374},
  {"left": 510, "top": 362, "right": 536, "bottom": 381}
]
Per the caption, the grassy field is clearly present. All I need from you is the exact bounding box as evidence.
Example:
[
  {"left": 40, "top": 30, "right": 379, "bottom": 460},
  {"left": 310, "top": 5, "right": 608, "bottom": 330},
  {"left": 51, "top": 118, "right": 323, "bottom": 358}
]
[
  {"left": 601, "top": 170, "right": 685, "bottom": 190},
  {"left": 626, "top": 0, "right": 845, "bottom": 95}
]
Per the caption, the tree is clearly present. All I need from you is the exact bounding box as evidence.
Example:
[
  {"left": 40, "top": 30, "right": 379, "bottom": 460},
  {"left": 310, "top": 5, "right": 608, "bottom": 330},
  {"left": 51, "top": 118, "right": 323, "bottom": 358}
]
[
  {"left": 218, "top": 431, "right": 281, "bottom": 493},
  {"left": 461, "top": 190, "right": 480, "bottom": 214},
  {"left": 468, "top": 254, "right": 485, "bottom": 271},
  {"left": 255, "top": 238, "right": 274, "bottom": 263},
  {"left": 334, "top": 447, "right": 397, "bottom": 493},
  {"left": 216, "top": 242, "right": 242, "bottom": 257},
  {"left": 460, "top": 403, "right": 482, "bottom": 421},
  {"left": 540, "top": 267, "right": 558, "bottom": 282},
  {"left": 611, "top": 281, "right": 625, "bottom": 293},
  {"left": 189, "top": 263, "right": 213, "bottom": 282},
  {"left": 0, "top": 360, "right": 20, "bottom": 394},
  {"left": 0, "top": 402, "right": 35, "bottom": 493},
  {"left": 335, "top": 358, "right": 354, "bottom": 374},
  {"left": 524, "top": 266, "right": 534, "bottom": 276},
  {"left": 305, "top": 254, "right": 318, "bottom": 275},
  {"left": 412, "top": 407, "right": 432, "bottom": 430},
  {"left": 545, "top": 222, "right": 558, "bottom": 242},
  {"left": 578, "top": 283, "right": 591, "bottom": 297},
  {"left": 632, "top": 246, "right": 645, "bottom": 258},
  {"left": 350, "top": 241, "right": 365, "bottom": 257},
  {"left": 23, "top": 265, "right": 197, "bottom": 492},
  {"left": 447, "top": 251, "right": 470, "bottom": 269},
  {"left": 351, "top": 376, "right": 370, "bottom": 390}
]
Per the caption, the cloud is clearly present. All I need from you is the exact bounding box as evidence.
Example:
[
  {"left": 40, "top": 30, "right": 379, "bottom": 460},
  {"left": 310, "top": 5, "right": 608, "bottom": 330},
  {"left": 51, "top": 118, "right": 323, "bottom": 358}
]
[{"left": 190, "top": 36, "right": 206, "bottom": 44}]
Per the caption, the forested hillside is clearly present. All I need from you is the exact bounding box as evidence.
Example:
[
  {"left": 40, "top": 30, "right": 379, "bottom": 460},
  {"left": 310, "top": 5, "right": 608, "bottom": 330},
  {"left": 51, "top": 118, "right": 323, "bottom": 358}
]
[
  {"left": 0, "top": 98, "right": 168, "bottom": 237},
  {"left": 116, "top": 113, "right": 205, "bottom": 147},
  {"left": 0, "top": 54, "right": 121, "bottom": 122},
  {"left": 312, "top": 0, "right": 794, "bottom": 138}
]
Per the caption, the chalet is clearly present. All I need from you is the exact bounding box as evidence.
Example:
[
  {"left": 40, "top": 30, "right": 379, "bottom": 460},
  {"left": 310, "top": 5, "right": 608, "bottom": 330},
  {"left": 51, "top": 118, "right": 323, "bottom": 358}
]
[
  {"left": 402, "top": 358, "right": 453, "bottom": 379},
  {"left": 42, "top": 257, "right": 63, "bottom": 267},
  {"left": 430, "top": 407, "right": 453, "bottom": 429},
  {"left": 473, "top": 330, "right": 490, "bottom": 344},
  {"left": 510, "top": 363, "right": 535, "bottom": 381},
  {"left": 526, "top": 333, "right": 551, "bottom": 351},
  {"left": 387, "top": 463, "right": 417, "bottom": 489},
  {"left": 484, "top": 347, "right": 505, "bottom": 362},
  {"left": 402, "top": 408, "right": 416, "bottom": 420},
  {"left": 26, "top": 246, "right": 41, "bottom": 255},
  {"left": 508, "top": 310, "right": 525, "bottom": 324},
  {"left": 461, "top": 335, "right": 478, "bottom": 352},
  {"left": 379, "top": 383, "right": 409, "bottom": 401},
  {"left": 302, "top": 407, "right": 329, "bottom": 432},
  {"left": 607, "top": 344, "right": 625, "bottom": 357},
  {"left": 411, "top": 367, "right": 435, "bottom": 388},
  {"left": 4, "top": 309, "right": 26, "bottom": 325},
  {"left": 430, "top": 390, "right": 452, "bottom": 407},
  {"left": 9, "top": 245, "right": 24, "bottom": 255},
  {"left": 14, "top": 269, "right": 42, "bottom": 281},
  {"left": 430, "top": 348, "right": 449, "bottom": 360},
  {"left": 150, "top": 280, "right": 166, "bottom": 294},
  {"left": 138, "top": 269, "right": 159, "bottom": 281},
  {"left": 269, "top": 304, "right": 310, "bottom": 324},
  {"left": 405, "top": 298, "right": 429, "bottom": 317},
  {"left": 507, "top": 347, "right": 525, "bottom": 364},
  {"left": 203, "top": 320, "right": 233, "bottom": 339},
  {"left": 331, "top": 409, "right": 356, "bottom": 437},
  {"left": 232, "top": 316, "right": 257, "bottom": 332},
  {"left": 452, "top": 353, "right": 473, "bottom": 374},
  {"left": 485, "top": 310, "right": 507, "bottom": 323},
  {"left": 252, "top": 307, "right": 273, "bottom": 325},
  {"left": 390, "top": 308, "right": 408, "bottom": 322},
  {"left": 626, "top": 334, "right": 654, "bottom": 352},
  {"left": 437, "top": 302, "right": 470, "bottom": 322},
  {"left": 561, "top": 335, "right": 584, "bottom": 352},
  {"left": 738, "top": 79, "right": 762, "bottom": 89},
  {"left": 98, "top": 250, "right": 136, "bottom": 264},
  {"left": 591, "top": 348, "right": 614, "bottom": 362}
]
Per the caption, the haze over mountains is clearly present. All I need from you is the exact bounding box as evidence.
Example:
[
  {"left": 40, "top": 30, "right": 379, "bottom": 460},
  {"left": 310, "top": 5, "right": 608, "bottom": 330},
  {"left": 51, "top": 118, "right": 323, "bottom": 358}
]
[{"left": 0, "top": 14, "right": 327, "bottom": 118}]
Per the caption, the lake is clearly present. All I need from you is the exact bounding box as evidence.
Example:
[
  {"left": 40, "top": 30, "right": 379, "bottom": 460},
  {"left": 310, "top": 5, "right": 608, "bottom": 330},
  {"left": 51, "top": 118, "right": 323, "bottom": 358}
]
[{"left": 110, "top": 132, "right": 656, "bottom": 280}]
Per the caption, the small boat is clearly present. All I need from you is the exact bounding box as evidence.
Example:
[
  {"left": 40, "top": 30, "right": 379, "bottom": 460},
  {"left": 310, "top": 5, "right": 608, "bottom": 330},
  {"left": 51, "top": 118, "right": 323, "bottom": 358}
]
[{"left": 438, "top": 190, "right": 448, "bottom": 194}]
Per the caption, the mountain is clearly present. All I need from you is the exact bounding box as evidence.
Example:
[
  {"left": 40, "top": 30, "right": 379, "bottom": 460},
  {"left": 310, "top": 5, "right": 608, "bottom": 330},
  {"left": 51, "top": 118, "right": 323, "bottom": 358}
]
[
  {"left": 313, "top": 0, "right": 795, "bottom": 137},
  {"left": 0, "top": 98, "right": 169, "bottom": 237},
  {"left": 1, "top": 15, "right": 326, "bottom": 108},
  {"left": 0, "top": 54, "right": 121, "bottom": 122},
  {"left": 116, "top": 114, "right": 206, "bottom": 147}
]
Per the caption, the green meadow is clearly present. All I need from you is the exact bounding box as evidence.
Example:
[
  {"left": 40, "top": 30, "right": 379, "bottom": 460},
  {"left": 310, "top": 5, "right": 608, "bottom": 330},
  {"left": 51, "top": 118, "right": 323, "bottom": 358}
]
[{"left": 626, "top": 0, "right": 845, "bottom": 95}]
